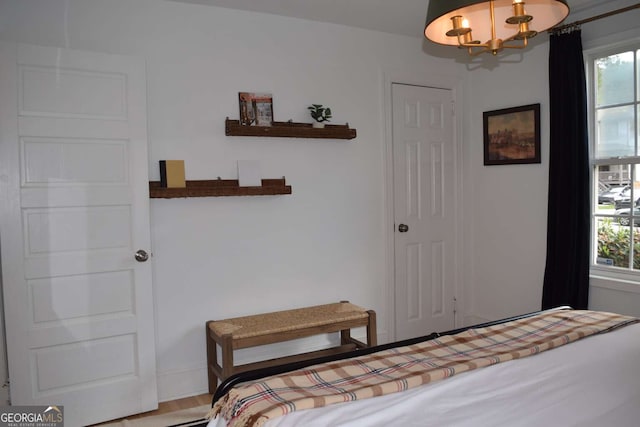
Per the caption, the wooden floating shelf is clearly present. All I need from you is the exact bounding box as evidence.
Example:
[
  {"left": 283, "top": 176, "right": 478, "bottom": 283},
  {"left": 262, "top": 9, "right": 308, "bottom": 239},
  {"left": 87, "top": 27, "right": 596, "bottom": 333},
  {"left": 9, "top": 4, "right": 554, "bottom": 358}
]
[
  {"left": 225, "top": 119, "right": 356, "bottom": 140},
  {"left": 149, "top": 178, "right": 292, "bottom": 198}
]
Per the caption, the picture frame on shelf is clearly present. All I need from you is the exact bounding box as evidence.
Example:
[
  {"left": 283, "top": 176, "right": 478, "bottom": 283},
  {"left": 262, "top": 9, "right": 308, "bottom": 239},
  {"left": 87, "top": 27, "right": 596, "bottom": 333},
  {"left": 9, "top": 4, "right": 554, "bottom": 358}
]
[
  {"left": 483, "top": 103, "right": 540, "bottom": 166},
  {"left": 238, "top": 92, "right": 273, "bottom": 126}
]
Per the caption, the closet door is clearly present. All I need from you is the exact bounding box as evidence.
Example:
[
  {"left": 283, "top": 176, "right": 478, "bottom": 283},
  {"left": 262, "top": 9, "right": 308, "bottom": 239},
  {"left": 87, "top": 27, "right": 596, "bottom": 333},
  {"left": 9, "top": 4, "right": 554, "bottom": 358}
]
[
  {"left": 0, "top": 42, "right": 157, "bottom": 426},
  {"left": 392, "top": 83, "right": 456, "bottom": 340}
]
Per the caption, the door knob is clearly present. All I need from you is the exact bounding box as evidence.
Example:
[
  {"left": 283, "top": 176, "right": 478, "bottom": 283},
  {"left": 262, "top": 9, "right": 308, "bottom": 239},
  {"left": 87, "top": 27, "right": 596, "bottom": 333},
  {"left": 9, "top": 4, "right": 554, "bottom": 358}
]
[
  {"left": 398, "top": 224, "right": 409, "bottom": 232},
  {"left": 135, "top": 249, "right": 149, "bottom": 262}
]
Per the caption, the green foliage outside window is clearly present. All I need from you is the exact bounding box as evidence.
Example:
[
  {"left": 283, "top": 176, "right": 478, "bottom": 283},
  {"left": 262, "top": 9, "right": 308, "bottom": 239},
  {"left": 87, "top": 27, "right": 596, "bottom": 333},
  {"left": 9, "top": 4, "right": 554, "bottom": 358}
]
[{"left": 597, "top": 219, "right": 640, "bottom": 269}]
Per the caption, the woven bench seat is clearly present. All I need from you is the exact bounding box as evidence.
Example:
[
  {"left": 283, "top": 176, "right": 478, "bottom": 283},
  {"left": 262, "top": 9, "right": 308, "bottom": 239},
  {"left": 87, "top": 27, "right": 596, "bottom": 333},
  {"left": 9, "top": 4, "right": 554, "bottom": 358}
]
[{"left": 206, "top": 301, "right": 376, "bottom": 393}]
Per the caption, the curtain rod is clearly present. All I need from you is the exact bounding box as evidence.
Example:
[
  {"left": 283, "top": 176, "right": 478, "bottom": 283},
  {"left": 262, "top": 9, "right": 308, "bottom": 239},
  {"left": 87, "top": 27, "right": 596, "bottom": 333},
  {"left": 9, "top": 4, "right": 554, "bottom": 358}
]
[{"left": 549, "top": 3, "right": 640, "bottom": 33}]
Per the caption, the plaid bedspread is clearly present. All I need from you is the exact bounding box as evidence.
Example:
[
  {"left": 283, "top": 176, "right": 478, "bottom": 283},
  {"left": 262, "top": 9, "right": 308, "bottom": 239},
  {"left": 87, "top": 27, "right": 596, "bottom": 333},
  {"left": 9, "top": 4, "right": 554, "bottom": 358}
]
[{"left": 210, "top": 309, "right": 639, "bottom": 427}]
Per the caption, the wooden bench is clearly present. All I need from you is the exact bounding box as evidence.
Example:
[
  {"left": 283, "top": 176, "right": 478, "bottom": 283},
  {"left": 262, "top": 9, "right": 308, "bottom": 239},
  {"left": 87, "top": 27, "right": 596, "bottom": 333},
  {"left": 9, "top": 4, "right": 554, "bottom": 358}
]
[{"left": 206, "top": 301, "right": 377, "bottom": 393}]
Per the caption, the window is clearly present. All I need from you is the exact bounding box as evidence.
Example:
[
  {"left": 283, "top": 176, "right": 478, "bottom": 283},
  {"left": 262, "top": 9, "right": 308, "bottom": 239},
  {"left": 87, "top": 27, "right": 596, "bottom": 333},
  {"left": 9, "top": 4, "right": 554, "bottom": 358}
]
[{"left": 591, "top": 43, "right": 640, "bottom": 271}]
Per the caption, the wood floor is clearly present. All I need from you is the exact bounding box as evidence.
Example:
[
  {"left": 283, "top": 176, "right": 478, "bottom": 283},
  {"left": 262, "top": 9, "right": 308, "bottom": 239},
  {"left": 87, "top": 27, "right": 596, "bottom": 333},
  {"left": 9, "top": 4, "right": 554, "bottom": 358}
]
[{"left": 91, "top": 393, "right": 213, "bottom": 425}]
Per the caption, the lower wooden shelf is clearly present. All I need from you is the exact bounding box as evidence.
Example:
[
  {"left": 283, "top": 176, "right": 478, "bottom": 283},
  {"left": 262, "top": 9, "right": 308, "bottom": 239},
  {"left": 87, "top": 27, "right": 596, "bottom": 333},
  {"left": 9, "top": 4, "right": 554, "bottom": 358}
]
[{"left": 149, "top": 178, "right": 292, "bottom": 198}]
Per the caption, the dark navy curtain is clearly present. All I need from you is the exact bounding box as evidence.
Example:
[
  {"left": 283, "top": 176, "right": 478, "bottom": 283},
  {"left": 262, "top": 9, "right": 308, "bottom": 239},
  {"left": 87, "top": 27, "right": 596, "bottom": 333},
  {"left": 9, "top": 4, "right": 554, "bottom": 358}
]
[{"left": 542, "top": 29, "right": 590, "bottom": 310}]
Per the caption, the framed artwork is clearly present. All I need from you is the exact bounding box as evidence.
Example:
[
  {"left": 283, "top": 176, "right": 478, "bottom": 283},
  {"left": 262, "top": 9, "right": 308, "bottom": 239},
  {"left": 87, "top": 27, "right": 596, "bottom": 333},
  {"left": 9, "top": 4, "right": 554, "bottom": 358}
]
[
  {"left": 483, "top": 103, "right": 540, "bottom": 165},
  {"left": 238, "top": 92, "right": 273, "bottom": 126}
]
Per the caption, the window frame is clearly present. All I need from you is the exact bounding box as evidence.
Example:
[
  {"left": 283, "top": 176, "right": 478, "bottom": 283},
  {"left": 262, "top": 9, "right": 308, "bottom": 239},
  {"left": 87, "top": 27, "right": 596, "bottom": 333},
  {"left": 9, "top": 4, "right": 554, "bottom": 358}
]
[{"left": 588, "top": 39, "right": 640, "bottom": 280}]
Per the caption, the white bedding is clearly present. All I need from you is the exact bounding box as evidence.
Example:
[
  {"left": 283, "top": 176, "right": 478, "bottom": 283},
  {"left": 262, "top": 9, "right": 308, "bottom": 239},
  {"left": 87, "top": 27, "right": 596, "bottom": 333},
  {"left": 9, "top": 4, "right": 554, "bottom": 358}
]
[{"left": 208, "top": 322, "right": 640, "bottom": 427}]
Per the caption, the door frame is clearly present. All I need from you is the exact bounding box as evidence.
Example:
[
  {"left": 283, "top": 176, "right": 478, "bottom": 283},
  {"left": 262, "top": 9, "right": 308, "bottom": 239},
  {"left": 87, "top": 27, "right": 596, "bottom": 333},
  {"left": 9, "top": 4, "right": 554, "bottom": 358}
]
[
  {"left": 0, "top": 41, "right": 19, "bottom": 405},
  {"left": 382, "top": 69, "right": 466, "bottom": 342}
]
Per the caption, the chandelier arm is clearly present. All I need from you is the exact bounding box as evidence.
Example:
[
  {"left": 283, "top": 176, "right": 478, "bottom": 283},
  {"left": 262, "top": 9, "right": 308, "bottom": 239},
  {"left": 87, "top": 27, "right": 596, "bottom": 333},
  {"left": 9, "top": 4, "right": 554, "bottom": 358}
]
[
  {"left": 457, "top": 39, "right": 491, "bottom": 49},
  {"left": 460, "top": 42, "right": 489, "bottom": 48},
  {"left": 502, "top": 33, "right": 521, "bottom": 43},
  {"left": 500, "top": 43, "right": 527, "bottom": 50},
  {"left": 502, "top": 37, "right": 529, "bottom": 49},
  {"left": 455, "top": 33, "right": 487, "bottom": 49},
  {"left": 468, "top": 46, "right": 492, "bottom": 56}
]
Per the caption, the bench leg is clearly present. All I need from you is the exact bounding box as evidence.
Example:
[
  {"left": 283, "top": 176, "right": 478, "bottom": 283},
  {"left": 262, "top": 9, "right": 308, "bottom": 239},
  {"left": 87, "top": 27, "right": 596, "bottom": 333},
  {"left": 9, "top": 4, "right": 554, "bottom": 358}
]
[
  {"left": 221, "top": 334, "right": 234, "bottom": 383},
  {"left": 340, "top": 328, "right": 351, "bottom": 346},
  {"left": 206, "top": 321, "right": 219, "bottom": 394},
  {"left": 366, "top": 310, "right": 377, "bottom": 346},
  {"left": 341, "top": 310, "right": 378, "bottom": 348}
]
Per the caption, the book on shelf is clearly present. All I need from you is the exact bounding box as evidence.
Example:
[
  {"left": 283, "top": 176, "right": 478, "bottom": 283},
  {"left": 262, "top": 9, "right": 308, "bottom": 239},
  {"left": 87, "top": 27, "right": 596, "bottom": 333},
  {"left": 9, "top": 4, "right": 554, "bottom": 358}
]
[
  {"left": 238, "top": 92, "right": 273, "bottom": 126},
  {"left": 159, "top": 160, "right": 186, "bottom": 188}
]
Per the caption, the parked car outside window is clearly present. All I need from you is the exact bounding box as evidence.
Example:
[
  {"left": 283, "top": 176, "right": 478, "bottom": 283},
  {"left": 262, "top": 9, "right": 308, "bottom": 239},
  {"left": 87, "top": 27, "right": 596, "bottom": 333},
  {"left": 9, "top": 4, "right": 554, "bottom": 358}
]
[
  {"left": 613, "top": 187, "right": 640, "bottom": 209},
  {"left": 599, "top": 184, "right": 628, "bottom": 204},
  {"left": 615, "top": 207, "right": 640, "bottom": 226}
]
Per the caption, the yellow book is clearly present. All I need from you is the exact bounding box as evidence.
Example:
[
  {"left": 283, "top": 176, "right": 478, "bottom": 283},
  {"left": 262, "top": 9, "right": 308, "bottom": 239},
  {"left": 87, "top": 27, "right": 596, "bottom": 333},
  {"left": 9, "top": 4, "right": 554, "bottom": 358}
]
[{"left": 159, "top": 160, "right": 186, "bottom": 188}]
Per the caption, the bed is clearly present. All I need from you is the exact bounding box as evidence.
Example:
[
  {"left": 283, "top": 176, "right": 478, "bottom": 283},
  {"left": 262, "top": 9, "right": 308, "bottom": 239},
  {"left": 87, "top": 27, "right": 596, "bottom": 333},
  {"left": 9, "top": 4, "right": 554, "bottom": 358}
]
[{"left": 206, "top": 307, "right": 640, "bottom": 427}]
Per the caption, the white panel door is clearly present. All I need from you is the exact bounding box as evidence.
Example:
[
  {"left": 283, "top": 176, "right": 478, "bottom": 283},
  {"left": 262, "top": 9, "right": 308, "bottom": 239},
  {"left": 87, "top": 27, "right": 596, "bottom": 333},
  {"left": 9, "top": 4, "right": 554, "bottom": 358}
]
[
  {"left": 393, "top": 83, "right": 455, "bottom": 341},
  {"left": 0, "top": 42, "right": 157, "bottom": 426}
]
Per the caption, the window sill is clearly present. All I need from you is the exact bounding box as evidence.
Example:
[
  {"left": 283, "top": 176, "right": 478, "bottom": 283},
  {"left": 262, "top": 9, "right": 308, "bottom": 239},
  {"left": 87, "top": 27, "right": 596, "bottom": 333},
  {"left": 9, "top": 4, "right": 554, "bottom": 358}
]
[{"left": 590, "top": 268, "right": 640, "bottom": 294}]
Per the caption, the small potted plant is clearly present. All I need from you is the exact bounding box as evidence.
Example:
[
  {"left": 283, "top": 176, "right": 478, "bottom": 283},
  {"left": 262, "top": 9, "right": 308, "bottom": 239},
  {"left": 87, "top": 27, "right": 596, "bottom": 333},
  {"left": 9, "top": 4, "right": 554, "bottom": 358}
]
[{"left": 308, "top": 104, "right": 332, "bottom": 128}]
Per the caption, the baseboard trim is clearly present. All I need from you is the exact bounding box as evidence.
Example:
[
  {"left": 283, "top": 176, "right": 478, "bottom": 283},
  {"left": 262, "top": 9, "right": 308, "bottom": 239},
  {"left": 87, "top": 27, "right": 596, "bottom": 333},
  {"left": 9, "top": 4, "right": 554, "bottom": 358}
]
[
  {"left": 464, "top": 315, "right": 492, "bottom": 326},
  {"left": 157, "top": 366, "right": 209, "bottom": 403},
  {"left": 0, "top": 385, "right": 8, "bottom": 406}
]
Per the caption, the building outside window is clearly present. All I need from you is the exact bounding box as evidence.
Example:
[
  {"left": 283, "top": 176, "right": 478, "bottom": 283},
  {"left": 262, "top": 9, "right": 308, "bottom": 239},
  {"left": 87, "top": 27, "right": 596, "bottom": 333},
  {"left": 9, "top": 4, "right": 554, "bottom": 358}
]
[{"left": 591, "top": 43, "right": 640, "bottom": 271}]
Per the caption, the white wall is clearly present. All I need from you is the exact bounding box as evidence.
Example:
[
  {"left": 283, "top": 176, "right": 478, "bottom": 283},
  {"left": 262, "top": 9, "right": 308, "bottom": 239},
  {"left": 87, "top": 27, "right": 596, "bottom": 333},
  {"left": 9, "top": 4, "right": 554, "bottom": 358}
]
[
  {"left": 464, "top": 42, "right": 551, "bottom": 323},
  {"left": 0, "top": 0, "right": 464, "bottom": 400}
]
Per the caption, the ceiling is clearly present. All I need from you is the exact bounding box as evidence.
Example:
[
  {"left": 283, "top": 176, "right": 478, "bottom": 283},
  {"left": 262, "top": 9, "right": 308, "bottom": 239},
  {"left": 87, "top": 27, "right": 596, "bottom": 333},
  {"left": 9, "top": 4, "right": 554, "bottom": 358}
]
[{"left": 169, "top": 0, "right": 606, "bottom": 38}]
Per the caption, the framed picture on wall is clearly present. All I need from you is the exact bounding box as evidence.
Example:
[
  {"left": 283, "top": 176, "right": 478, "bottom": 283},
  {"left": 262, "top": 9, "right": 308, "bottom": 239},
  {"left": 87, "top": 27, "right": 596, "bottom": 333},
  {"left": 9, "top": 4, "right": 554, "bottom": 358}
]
[
  {"left": 483, "top": 103, "right": 541, "bottom": 165},
  {"left": 238, "top": 92, "right": 273, "bottom": 126}
]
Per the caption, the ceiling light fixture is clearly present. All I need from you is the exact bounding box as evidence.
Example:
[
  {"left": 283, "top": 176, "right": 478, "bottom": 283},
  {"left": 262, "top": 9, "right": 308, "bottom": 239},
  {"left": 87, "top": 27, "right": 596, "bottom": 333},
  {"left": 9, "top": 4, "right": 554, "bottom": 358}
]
[{"left": 424, "top": 0, "right": 570, "bottom": 56}]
